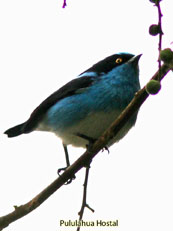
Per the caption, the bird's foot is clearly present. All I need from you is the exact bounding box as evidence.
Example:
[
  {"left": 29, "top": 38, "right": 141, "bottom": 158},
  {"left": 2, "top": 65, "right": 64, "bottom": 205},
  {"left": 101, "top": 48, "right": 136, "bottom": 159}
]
[
  {"left": 76, "top": 133, "right": 96, "bottom": 144},
  {"left": 57, "top": 167, "right": 76, "bottom": 185},
  {"left": 102, "top": 146, "right": 110, "bottom": 154},
  {"left": 76, "top": 132, "right": 110, "bottom": 153}
]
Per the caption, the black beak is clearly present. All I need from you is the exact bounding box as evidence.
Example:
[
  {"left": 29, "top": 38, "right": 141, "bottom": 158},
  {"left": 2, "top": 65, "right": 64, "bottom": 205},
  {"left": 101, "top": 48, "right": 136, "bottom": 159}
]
[{"left": 128, "top": 54, "right": 142, "bottom": 65}]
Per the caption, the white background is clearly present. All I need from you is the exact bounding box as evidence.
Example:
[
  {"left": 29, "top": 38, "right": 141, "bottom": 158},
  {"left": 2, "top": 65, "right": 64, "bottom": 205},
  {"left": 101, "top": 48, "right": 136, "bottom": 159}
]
[{"left": 0, "top": 0, "right": 173, "bottom": 231}]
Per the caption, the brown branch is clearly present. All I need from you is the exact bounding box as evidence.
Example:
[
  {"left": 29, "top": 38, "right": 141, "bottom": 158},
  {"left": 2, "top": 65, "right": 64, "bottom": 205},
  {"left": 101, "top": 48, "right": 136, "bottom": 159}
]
[
  {"left": 77, "top": 166, "right": 94, "bottom": 231},
  {"left": 0, "top": 64, "right": 171, "bottom": 230}
]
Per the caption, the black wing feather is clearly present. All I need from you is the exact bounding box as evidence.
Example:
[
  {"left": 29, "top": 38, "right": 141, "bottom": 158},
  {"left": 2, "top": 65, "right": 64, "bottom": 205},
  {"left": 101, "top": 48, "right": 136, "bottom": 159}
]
[
  {"left": 4, "top": 76, "right": 94, "bottom": 137},
  {"left": 22, "top": 76, "right": 94, "bottom": 133}
]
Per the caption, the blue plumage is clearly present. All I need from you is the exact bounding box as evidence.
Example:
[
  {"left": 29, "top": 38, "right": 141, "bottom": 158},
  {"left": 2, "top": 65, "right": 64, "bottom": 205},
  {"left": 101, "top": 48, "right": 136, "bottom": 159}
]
[{"left": 4, "top": 52, "right": 141, "bottom": 149}]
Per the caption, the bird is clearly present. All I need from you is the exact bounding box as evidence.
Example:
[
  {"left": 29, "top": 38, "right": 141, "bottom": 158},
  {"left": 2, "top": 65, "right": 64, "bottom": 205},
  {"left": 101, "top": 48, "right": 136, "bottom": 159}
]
[{"left": 4, "top": 52, "right": 141, "bottom": 177}]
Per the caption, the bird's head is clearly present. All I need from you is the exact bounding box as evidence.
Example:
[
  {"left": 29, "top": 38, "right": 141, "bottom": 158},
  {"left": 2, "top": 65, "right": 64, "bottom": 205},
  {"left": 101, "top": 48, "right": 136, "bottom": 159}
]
[{"left": 79, "top": 52, "right": 142, "bottom": 79}]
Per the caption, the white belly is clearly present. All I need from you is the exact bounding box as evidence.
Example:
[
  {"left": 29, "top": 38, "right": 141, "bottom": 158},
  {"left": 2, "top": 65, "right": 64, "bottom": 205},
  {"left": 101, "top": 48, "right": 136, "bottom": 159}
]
[{"left": 51, "top": 111, "right": 134, "bottom": 148}]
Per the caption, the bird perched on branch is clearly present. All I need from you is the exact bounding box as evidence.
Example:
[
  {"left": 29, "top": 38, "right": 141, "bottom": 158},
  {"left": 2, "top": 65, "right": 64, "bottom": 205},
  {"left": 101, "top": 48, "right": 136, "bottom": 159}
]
[{"left": 4, "top": 52, "right": 141, "bottom": 174}]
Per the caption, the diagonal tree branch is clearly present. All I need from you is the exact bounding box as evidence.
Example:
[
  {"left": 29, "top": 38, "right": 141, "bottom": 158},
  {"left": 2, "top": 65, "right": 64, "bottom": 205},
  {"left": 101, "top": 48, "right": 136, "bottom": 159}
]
[{"left": 0, "top": 64, "right": 171, "bottom": 231}]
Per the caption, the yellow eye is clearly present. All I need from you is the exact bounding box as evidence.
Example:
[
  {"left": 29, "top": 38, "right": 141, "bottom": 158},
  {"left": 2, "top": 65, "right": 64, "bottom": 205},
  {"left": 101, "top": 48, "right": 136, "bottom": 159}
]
[{"left": 115, "top": 57, "right": 123, "bottom": 64}]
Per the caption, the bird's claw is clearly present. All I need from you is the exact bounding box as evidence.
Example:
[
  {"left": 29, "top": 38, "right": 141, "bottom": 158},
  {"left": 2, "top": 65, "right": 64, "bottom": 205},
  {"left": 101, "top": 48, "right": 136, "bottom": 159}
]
[
  {"left": 57, "top": 167, "right": 76, "bottom": 185},
  {"left": 102, "top": 146, "right": 110, "bottom": 154}
]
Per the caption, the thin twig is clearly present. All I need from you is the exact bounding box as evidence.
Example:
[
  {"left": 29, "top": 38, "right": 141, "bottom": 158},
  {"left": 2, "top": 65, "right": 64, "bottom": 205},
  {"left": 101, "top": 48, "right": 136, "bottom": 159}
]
[
  {"left": 62, "top": 0, "right": 67, "bottom": 8},
  {"left": 156, "top": 1, "right": 163, "bottom": 79},
  {"left": 0, "top": 64, "right": 171, "bottom": 231},
  {"left": 77, "top": 166, "right": 94, "bottom": 231}
]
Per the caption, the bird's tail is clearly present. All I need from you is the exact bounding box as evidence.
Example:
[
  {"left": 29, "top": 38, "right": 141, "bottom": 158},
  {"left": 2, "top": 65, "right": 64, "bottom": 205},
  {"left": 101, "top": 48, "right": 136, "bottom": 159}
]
[{"left": 4, "top": 122, "right": 26, "bottom": 138}]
